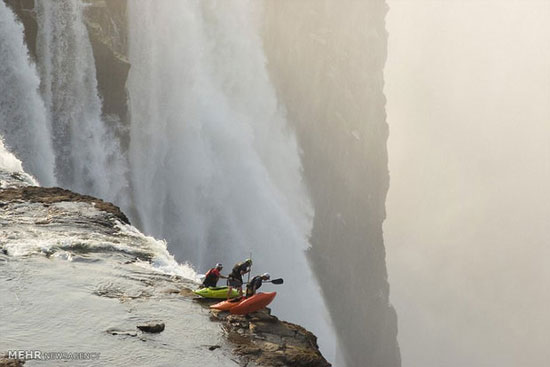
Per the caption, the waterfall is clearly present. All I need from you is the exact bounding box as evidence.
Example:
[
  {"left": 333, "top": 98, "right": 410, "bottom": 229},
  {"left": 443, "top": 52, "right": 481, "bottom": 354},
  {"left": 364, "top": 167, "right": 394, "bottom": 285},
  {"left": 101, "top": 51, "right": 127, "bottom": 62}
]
[
  {"left": 0, "top": 1, "right": 55, "bottom": 186},
  {"left": 35, "top": 0, "right": 128, "bottom": 206},
  {"left": 127, "top": 0, "right": 337, "bottom": 360}
]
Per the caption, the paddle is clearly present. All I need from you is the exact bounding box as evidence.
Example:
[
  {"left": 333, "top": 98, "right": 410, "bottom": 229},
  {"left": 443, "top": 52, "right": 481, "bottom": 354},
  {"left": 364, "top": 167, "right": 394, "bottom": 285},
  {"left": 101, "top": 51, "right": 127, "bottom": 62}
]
[
  {"left": 266, "top": 278, "right": 284, "bottom": 285},
  {"left": 247, "top": 252, "right": 252, "bottom": 284}
]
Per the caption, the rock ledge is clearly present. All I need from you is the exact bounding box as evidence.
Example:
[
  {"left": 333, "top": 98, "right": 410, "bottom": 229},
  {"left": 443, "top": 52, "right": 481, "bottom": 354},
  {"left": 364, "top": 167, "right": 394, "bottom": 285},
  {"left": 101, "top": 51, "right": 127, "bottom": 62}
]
[
  {"left": 0, "top": 186, "right": 129, "bottom": 224},
  {"left": 210, "top": 308, "right": 331, "bottom": 367}
]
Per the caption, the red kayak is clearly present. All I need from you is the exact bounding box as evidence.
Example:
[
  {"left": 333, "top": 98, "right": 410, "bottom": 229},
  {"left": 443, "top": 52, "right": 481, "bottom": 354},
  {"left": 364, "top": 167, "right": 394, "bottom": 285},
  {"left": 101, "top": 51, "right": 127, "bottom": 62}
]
[
  {"left": 230, "top": 292, "right": 276, "bottom": 315},
  {"left": 210, "top": 296, "right": 244, "bottom": 311}
]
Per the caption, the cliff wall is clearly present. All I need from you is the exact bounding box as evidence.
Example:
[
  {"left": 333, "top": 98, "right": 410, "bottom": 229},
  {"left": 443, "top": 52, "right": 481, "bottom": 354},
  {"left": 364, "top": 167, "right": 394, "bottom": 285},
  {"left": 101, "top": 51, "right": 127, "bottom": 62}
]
[
  {"left": 82, "top": 0, "right": 129, "bottom": 132},
  {"left": 261, "top": 2, "right": 400, "bottom": 366}
]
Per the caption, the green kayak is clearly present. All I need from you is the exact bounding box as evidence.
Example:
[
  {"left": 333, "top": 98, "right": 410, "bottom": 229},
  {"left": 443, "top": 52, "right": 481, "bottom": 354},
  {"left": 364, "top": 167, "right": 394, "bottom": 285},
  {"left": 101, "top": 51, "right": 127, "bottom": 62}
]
[{"left": 193, "top": 286, "right": 239, "bottom": 299}]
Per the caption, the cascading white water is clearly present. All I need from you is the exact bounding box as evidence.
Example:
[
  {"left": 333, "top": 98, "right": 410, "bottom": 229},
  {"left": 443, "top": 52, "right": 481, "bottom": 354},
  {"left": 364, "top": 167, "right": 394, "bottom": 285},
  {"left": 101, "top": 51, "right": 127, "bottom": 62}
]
[
  {"left": 128, "top": 0, "right": 337, "bottom": 361},
  {"left": 0, "top": 137, "right": 38, "bottom": 188},
  {"left": 0, "top": 1, "right": 55, "bottom": 186},
  {"left": 35, "top": 0, "right": 128, "bottom": 206}
]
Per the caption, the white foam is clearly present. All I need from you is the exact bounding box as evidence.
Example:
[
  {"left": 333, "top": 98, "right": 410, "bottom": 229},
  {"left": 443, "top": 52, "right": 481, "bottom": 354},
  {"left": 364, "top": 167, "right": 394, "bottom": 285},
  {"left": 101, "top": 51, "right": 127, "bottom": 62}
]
[
  {"left": 0, "top": 139, "right": 24, "bottom": 174},
  {"left": 0, "top": 139, "right": 39, "bottom": 187},
  {"left": 0, "top": 200, "right": 197, "bottom": 282},
  {"left": 114, "top": 222, "right": 199, "bottom": 281}
]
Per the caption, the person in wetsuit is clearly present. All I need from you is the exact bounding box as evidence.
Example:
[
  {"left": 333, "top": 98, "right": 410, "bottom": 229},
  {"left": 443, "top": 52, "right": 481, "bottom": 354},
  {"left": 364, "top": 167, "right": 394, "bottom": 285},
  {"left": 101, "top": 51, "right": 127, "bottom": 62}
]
[
  {"left": 246, "top": 273, "right": 270, "bottom": 297},
  {"left": 200, "top": 263, "right": 226, "bottom": 288},
  {"left": 227, "top": 259, "right": 252, "bottom": 298}
]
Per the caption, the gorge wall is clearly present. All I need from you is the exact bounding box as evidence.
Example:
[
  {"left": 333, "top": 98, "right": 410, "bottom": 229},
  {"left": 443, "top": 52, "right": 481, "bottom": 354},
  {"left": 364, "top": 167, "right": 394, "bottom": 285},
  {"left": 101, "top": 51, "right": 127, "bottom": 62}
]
[
  {"left": 261, "top": 2, "right": 400, "bottom": 366},
  {"left": 83, "top": 0, "right": 129, "bottom": 137}
]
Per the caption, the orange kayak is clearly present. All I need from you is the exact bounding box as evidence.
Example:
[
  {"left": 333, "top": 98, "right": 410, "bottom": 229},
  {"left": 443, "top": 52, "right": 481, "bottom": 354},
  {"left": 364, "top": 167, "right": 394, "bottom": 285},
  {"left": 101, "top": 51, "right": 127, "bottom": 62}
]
[
  {"left": 210, "top": 297, "right": 244, "bottom": 311},
  {"left": 230, "top": 292, "right": 276, "bottom": 315}
]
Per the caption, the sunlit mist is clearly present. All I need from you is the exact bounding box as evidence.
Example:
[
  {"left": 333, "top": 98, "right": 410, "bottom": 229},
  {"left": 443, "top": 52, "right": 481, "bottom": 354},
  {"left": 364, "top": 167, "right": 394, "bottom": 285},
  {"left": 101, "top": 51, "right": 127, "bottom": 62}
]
[{"left": 385, "top": 1, "right": 550, "bottom": 366}]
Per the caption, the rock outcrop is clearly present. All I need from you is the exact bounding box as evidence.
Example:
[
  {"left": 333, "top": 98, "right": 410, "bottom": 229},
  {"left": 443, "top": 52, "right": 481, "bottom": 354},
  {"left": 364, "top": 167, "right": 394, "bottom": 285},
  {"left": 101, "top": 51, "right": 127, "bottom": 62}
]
[
  {"left": 136, "top": 322, "right": 165, "bottom": 334},
  {"left": 210, "top": 308, "right": 330, "bottom": 367},
  {"left": 0, "top": 186, "right": 129, "bottom": 224}
]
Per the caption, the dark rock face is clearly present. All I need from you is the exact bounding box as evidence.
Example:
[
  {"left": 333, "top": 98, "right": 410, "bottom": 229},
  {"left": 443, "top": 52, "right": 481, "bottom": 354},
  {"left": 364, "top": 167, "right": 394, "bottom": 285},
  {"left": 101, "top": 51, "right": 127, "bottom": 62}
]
[
  {"left": 211, "top": 308, "right": 330, "bottom": 367},
  {"left": 83, "top": 0, "right": 130, "bottom": 133},
  {"left": 262, "top": 2, "right": 400, "bottom": 366},
  {"left": 0, "top": 186, "right": 130, "bottom": 224},
  {"left": 136, "top": 322, "right": 165, "bottom": 333}
]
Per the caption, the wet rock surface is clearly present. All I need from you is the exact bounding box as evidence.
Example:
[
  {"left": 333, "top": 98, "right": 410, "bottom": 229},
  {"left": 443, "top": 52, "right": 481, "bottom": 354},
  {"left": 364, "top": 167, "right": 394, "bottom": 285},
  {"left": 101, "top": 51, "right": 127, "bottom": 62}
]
[
  {"left": 0, "top": 186, "right": 129, "bottom": 224},
  {"left": 210, "top": 308, "right": 331, "bottom": 367},
  {"left": 106, "top": 328, "right": 138, "bottom": 337},
  {"left": 137, "top": 322, "right": 165, "bottom": 333}
]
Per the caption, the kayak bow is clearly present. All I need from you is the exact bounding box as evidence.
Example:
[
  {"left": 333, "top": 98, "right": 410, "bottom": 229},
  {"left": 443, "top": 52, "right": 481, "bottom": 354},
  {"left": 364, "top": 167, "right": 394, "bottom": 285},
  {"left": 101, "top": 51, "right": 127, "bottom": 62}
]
[
  {"left": 193, "top": 286, "right": 239, "bottom": 299},
  {"left": 230, "top": 292, "right": 276, "bottom": 315}
]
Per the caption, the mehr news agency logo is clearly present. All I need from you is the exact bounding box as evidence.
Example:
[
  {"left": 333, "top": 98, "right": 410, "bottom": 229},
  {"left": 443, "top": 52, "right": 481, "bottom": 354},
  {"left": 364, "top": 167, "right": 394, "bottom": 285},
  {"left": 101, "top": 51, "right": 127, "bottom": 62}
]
[{"left": 7, "top": 350, "right": 100, "bottom": 361}]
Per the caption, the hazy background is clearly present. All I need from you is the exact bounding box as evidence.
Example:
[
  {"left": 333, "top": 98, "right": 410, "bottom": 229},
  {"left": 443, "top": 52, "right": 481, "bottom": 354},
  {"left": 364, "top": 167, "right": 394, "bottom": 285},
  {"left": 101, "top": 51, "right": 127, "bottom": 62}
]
[{"left": 384, "top": 1, "right": 550, "bottom": 366}]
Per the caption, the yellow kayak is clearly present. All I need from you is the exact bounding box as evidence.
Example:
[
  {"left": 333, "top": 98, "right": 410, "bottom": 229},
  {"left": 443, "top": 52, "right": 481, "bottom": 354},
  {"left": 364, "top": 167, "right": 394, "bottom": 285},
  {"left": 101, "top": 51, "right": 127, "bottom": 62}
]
[{"left": 193, "top": 286, "right": 239, "bottom": 299}]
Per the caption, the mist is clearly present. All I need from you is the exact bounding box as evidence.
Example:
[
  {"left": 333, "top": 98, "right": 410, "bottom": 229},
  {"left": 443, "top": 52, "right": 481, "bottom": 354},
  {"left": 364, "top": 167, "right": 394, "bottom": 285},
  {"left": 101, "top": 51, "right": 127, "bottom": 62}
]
[{"left": 384, "top": 1, "right": 550, "bottom": 366}]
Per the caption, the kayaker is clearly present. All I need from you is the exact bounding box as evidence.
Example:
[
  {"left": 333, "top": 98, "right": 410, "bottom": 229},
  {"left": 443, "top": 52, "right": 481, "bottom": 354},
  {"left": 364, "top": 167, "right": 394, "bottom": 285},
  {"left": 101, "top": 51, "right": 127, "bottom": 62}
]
[
  {"left": 227, "top": 259, "right": 252, "bottom": 298},
  {"left": 246, "top": 273, "right": 270, "bottom": 297},
  {"left": 200, "top": 263, "right": 226, "bottom": 288}
]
